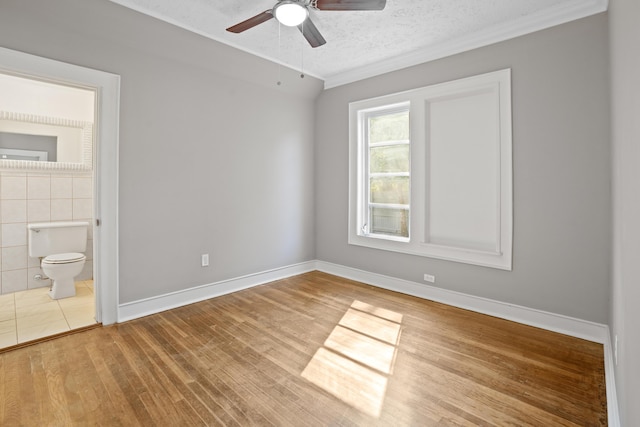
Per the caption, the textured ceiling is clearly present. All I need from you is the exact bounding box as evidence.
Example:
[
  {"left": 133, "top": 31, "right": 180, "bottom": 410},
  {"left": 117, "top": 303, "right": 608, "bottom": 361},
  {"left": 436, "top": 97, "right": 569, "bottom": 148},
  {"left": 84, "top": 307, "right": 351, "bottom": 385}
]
[{"left": 108, "top": 0, "right": 607, "bottom": 88}]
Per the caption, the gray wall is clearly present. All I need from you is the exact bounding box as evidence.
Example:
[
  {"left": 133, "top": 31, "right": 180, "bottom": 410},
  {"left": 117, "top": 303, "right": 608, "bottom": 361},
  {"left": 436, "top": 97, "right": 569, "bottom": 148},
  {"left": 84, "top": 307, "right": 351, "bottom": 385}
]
[
  {"left": 610, "top": 0, "right": 640, "bottom": 424},
  {"left": 315, "top": 14, "right": 610, "bottom": 324},
  {"left": 0, "top": 0, "right": 322, "bottom": 303}
]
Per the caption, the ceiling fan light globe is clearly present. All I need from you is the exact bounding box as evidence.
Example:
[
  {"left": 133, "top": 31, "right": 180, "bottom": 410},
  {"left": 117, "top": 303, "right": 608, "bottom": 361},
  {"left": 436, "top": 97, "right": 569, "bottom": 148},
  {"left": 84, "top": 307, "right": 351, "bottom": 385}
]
[{"left": 273, "top": 2, "right": 308, "bottom": 26}]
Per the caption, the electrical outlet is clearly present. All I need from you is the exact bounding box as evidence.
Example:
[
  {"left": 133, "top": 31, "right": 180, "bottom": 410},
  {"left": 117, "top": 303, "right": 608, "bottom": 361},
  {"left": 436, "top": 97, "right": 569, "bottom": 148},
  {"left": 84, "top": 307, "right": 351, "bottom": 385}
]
[
  {"left": 423, "top": 274, "right": 435, "bottom": 283},
  {"left": 614, "top": 335, "right": 619, "bottom": 366},
  {"left": 201, "top": 253, "right": 210, "bottom": 267}
]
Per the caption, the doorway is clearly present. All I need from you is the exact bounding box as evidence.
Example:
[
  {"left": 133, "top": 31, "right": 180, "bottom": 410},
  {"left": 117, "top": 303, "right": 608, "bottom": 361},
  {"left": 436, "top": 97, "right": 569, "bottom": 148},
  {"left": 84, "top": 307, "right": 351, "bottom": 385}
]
[
  {"left": 0, "top": 47, "right": 119, "bottom": 349},
  {"left": 0, "top": 72, "right": 97, "bottom": 348}
]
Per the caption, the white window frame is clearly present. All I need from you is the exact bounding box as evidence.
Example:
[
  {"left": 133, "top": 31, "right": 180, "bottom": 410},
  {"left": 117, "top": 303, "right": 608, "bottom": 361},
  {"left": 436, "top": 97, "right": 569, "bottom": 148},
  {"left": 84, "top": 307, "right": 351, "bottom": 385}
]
[{"left": 349, "top": 69, "right": 513, "bottom": 270}]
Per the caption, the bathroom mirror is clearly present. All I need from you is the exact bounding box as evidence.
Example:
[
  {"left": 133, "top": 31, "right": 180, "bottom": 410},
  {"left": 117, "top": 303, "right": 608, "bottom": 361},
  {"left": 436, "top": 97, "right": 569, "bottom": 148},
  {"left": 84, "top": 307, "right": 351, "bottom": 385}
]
[{"left": 0, "top": 111, "right": 93, "bottom": 171}]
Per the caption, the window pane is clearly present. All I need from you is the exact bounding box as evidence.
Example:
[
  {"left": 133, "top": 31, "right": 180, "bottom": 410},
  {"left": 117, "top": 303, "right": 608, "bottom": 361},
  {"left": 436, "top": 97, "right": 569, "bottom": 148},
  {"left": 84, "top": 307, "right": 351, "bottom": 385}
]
[
  {"left": 370, "top": 145, "right": 409, "bottom": 173},
  {"left": 369, "top": 111, "right": 409, "bottom": 143},
  {"left": 370, "top": 207, "right": 408, "bottom": 237},
  {"left": 370, "top": 176, "right": 409, "bottom": 204}
]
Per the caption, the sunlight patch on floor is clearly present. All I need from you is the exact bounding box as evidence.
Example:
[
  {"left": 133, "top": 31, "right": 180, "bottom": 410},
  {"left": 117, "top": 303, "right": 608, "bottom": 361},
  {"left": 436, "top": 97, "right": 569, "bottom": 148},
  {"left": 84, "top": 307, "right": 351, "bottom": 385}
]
[{"left": 301, "top": 300, "right": 403, "bottom": 418}]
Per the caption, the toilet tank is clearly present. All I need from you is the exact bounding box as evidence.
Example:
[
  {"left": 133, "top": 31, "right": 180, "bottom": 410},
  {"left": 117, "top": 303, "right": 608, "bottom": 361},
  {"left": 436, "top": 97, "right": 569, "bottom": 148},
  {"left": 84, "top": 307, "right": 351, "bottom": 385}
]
[{"left": 27, "top": 221, "right": 89, "bottom": 257}]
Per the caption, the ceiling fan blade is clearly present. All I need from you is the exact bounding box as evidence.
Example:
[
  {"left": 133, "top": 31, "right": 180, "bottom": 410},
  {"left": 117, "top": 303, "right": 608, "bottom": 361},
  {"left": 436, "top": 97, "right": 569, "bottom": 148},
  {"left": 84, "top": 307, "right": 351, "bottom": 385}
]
[
  {"left": 316, "top": 0, "right": 386, "bottom": 11},
  {"left": 298, "top": 18, "right": 326, "bottom": 48},
  {"left": 226, "top": 10, "right": 273, "bottom": 33}
]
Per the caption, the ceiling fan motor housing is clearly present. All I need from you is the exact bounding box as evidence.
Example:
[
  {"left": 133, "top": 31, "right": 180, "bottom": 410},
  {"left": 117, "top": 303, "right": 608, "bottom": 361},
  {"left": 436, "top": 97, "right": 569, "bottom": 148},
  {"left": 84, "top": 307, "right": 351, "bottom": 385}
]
[
  {"left": 226, "top": 0, "right": 386, "bottom": 48},
  {"left": 273, "top": 1, "right": 310, "bottom": 27}
]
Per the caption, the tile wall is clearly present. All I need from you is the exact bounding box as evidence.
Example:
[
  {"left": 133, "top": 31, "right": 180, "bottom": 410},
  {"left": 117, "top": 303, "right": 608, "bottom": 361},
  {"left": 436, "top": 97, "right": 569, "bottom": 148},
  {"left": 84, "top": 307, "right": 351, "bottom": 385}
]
[{"left": 0, "top": 171, "right": 93, "bottom": 294}]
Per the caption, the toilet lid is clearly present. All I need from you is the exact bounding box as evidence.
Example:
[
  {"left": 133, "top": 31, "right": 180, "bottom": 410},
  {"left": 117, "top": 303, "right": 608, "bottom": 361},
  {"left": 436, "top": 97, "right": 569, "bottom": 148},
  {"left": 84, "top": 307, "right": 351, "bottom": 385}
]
[{"left": 43, "top": 252, "right": 86, "bottom": 264}]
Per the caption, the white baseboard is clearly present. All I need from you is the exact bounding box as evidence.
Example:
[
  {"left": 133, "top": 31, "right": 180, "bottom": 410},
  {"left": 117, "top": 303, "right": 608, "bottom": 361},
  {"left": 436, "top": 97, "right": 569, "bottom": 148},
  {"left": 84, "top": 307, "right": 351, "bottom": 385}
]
[
  {"left": 117, "top": 261, "right": 316, "bottom": 322},
  {"left": 120, "top": 259, "right": 609, "bottom": 342},
  {"left": 603, "top": 329, "right": 621, "bottom": 427},
  {"left": 315, "top": 260, "right": 607, "bottom": 343}
]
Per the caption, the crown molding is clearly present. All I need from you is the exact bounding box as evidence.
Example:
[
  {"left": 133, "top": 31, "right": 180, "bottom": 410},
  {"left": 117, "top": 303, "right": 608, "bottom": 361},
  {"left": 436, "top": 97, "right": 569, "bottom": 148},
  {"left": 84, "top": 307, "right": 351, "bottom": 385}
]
[
  {"left": 107, "top": 0, "right": 324, "bottom": 82},
  {"left": 324, "top": 0, "right": 608, "bottom": 89},
  {"left": 108, "top": 0, "right": 608, "bottom": 91}
]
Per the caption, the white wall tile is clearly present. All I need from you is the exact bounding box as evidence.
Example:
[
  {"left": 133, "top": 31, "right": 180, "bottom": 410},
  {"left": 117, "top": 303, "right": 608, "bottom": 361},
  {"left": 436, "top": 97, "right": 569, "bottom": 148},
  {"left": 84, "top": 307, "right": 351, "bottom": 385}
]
[
  {"left": 27, "top": 176, "right": 51, "bottom": 199},
  {"left": 51, "top": 177, "right": 72, "bottom": 199},
  {"left": 72, "top": 177, "right": 92, "bottom": 199},
  {"left": 0, "top": 176, "right": 26, "bottom": 200},
  {"left": 27, "top": 200, "right": 51, "bottom": 222},
  {"left": 1, "top": 269, "right": 27, "bottom": 294},
  {"left": 1, "top": 246, "right": 28, "bottom": 270},
  {"left": 76, "top": 261, "right": 93, "bottom": 281},
  {"left": 1, "top": 200, "right": 27, "bottom": 223},
  {"left": 1, "top": 223, "right": 27, "bottom": 247},
  {"left": 72, "top": 199, "right": 92, "bottom": 219},
  {"left": 51, "top": 199, "right": 72, "bottom": 221},
  {"left": 27, "top": 255, "right": 40, "bottom": 268}
]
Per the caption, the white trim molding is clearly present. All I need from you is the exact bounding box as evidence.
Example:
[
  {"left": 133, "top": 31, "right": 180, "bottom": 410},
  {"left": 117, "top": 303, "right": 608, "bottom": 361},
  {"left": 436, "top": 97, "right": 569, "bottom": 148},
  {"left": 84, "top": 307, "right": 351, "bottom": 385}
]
[
  {"left": 119, "top": 258, "right": 609, "bottom": 342},
  {"left": 324, "top": 0, "right": 608, "bottom": 88},
  {"left": 316, "top": 260, "right": 607, "bottom": 343},
  {"left": 122, "top": 258, "right": 611, "bottom": 343},
  {"left": 118, "top": 261, "right": 317, "bottom": 322},
  {"left": 110, "top": 0, "right": 606, "bottom": 90},
  {"left": 604, "top": 329, "right": 621, "bottom": 427}
]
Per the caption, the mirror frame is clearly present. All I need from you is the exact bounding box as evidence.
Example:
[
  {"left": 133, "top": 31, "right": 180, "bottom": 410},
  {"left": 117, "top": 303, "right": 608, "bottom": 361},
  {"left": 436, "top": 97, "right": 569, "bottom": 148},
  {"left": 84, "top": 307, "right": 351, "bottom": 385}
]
[{"left": 0, "top": 110, "right": 93, "bottom": 171}]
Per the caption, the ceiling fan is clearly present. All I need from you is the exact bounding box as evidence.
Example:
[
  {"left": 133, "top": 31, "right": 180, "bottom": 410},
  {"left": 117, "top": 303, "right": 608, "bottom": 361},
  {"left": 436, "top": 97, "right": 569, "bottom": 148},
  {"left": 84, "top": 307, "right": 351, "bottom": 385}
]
[{"left": 226, "top": 0, "right": 387, "bottom": 48}]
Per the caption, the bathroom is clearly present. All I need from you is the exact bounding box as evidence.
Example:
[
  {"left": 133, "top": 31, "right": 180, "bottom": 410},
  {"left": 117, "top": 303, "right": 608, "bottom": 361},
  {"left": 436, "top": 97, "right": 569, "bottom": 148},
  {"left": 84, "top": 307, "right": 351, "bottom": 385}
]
[{"left": 0, "top": 73, "right": 97, "bottom": 349}]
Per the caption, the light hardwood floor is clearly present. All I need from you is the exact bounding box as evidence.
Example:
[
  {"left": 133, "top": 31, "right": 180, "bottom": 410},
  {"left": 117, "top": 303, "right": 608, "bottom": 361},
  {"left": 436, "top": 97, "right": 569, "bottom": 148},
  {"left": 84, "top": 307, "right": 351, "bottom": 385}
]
[{"left": 0, "top": 271, "right": 606, "bottom": 426}]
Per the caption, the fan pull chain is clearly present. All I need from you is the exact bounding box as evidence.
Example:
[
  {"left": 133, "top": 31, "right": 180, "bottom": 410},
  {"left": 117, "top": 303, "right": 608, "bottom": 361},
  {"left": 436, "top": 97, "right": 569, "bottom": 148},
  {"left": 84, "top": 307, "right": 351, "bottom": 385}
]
[
  {"left": 277, "top": 22, "right": 282, "bottom": 86},
  {"left": 300, "top": 21, "right": 305, "bottom": 79}
]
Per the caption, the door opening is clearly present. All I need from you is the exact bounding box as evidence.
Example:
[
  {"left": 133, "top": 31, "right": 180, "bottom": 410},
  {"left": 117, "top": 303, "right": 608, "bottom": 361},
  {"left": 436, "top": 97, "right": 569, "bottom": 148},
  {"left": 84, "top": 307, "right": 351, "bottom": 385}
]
[{"left": 0, "top": 47, "right": 120, "bottom": 337}]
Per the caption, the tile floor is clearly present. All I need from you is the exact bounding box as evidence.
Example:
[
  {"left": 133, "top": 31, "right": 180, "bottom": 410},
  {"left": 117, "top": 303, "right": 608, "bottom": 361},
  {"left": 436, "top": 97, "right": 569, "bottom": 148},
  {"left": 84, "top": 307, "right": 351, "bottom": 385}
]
[{"left": 0, "top": 280, "right": 96, "bottom": 349}]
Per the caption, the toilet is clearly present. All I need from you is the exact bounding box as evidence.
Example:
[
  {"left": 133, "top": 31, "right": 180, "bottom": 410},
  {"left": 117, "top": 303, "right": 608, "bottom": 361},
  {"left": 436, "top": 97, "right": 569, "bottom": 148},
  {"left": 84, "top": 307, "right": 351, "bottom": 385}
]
[{"left": 27, "top": 221, "right": 89, "bottom": 299}]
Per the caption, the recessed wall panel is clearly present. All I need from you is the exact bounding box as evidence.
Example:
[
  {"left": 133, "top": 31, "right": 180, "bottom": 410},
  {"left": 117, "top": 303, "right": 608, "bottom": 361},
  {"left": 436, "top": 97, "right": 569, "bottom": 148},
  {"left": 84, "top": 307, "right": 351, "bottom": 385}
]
[{"left": 427, "top": 88, "right": 499, "bottom": 253}]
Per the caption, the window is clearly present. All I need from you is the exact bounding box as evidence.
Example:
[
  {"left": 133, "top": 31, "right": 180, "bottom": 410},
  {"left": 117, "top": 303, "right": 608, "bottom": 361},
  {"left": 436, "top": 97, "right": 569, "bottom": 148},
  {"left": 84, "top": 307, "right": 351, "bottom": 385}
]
[
  {"left": 349, "top": 69, "right": 513, "bottom": 270},
  {"left": 360, "top": 104, "right": 410, "bottom": 240}
]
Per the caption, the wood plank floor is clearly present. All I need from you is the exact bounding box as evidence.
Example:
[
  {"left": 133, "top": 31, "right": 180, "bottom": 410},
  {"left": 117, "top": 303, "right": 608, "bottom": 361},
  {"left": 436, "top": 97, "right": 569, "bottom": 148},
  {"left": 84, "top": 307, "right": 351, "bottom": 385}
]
[{"left": 0, "top": 271, "right": 607, "bottom": 426}]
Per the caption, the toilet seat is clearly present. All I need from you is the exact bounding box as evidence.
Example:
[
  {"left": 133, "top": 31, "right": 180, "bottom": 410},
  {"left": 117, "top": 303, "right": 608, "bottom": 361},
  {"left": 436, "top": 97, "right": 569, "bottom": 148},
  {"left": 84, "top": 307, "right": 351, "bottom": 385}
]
[{"left": 42, "top": 252, "right": 86, "bottom": 265}]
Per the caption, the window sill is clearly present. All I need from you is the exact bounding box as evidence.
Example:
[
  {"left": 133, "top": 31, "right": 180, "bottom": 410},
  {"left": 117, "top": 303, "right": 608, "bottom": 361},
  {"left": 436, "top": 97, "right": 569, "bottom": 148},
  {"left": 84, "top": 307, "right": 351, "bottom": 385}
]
[{"left": 348, "top": 234, "right": 512, "bottom": 271}]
